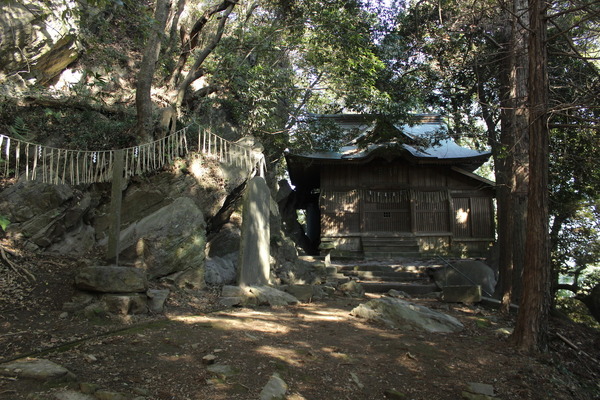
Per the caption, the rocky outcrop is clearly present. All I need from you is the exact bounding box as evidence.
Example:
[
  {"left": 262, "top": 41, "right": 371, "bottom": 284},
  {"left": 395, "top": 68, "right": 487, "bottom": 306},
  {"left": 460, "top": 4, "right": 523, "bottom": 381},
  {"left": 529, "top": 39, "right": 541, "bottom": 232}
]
[
  {"left": 0, "top": 181, "right": 96, "bottom": 252},
  {"left": 0, "top": 1, "right": 82, "bottom": 81}
]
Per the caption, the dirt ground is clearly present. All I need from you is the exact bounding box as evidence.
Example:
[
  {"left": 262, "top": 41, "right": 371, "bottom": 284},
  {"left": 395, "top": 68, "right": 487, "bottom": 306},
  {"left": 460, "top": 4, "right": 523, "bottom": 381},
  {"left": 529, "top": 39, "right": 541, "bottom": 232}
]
[{"left": 1, "top": 250, "right": 600, "bottom": 400}]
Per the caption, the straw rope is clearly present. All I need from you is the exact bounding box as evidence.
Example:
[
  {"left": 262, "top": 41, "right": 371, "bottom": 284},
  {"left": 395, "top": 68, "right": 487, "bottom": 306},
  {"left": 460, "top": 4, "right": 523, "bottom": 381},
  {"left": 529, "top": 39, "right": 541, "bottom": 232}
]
[{"left": 0, "top": 127, "right": 260, "bottom": 185}]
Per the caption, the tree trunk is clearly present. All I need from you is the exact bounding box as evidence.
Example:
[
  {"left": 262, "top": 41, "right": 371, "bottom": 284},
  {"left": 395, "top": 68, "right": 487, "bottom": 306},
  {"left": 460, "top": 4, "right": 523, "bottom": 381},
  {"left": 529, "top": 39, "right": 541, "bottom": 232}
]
[
  {"left": 508, "top": 0, "right": 530, "bottom": 305},
  {"left": 512, "top": 0, "right": 550, "bottom": 352},
  {"left": 493, "top": 0, "right": 529, "bottom": 312},
  {"left": 135, "top": 0, "right": 171, "bottom": 143},
  {"left": 495, "top": 23, "right": 515, "bottom": 310}
]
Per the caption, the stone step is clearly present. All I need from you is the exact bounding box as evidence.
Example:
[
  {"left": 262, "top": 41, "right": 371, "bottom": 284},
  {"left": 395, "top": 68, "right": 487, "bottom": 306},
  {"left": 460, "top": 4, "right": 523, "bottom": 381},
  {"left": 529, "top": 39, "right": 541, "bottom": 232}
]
[
  {"left": 362, "top": 242, "right": 420, "bottom": 249},
  {"left": 363, "top": 251, "right": 422, "bottom": 259},
  {"left": 361, "top": 237, "right": 418, "bottom": 243},
  {"left": 359, "top": 282, "right": 439, "bottom": 295},
  {"left": 336, "top": 264, "right": 431, "bottom": 273},
  {"left": 342, "top": 270, "right": 427, "bottom": 281}
]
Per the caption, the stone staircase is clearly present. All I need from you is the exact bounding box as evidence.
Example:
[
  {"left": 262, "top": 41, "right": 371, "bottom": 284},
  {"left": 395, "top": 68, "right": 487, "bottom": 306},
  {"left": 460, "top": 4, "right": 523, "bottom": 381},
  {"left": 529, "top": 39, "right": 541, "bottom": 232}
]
[
  {"left": 332, "top": 259, "right": 440, "bottom": 295},
  {"left": 361, "top": 236, "right": 421, "bottom": 259}
]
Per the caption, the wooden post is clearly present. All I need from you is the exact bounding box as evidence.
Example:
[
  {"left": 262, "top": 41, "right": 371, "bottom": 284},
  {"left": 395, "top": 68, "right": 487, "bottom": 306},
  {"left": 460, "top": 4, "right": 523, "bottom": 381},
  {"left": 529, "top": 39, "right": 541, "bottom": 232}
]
[{"left": 107, "top": 149, "right": 125, "bottom": 264}]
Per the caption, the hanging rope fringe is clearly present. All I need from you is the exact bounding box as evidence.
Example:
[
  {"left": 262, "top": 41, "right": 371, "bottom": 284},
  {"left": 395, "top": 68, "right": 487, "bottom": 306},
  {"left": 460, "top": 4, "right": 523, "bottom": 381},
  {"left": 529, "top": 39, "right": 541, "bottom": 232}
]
[{"left": 0, "top": 126, "right": 262, "bottom": 185}]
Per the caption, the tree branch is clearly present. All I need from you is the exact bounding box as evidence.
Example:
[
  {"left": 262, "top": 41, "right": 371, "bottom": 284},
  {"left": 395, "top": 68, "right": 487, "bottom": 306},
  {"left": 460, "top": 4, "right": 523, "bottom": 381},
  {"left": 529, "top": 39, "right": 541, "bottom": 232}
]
[{"left": 176, "top": 2, "right": 236, "bottom": 107}]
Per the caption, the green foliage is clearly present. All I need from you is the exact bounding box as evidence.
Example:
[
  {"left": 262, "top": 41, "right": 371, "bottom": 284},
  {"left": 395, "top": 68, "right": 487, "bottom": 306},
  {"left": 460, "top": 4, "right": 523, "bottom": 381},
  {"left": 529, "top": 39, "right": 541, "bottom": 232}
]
[
  {"left": 290, "top": 117, "right": 351, "bottom": 153},
  {"left": 67, "top": 110, "right": 135, "bottom": 150},
  {"left": 8, "top": 116, "right": 30, "bottom": 140},
  {"left": 0, "top": 216, "right": 10, "bottom": 232},
  {"left": 555, "top": 295, "right": 600, "bottom": 329}
]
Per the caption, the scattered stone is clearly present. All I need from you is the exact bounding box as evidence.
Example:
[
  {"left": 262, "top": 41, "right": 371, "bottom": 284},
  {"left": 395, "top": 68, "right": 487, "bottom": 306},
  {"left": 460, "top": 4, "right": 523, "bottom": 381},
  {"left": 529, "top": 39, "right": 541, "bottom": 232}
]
[
  {"left": 281, "top": 284, "right": 330, "bottom": 302},
  {"left": 384, "top": 389, "right": 407, "bottom": 399},
  {"left": 350, "top": 297, "right": 464, "bottom": 333},
  {"left": 219, "top": 297, "right": 242, "bottom": 307},
  {"left": 79, "top": 382, "right": 99, "bottom": 394},
  {"left": 132, "top": 387, "right": 150, "bottom": 396},
  {"left": 62, "top": 292, "right": 96, "bottom": 312},
  {"left": 101, "top": 293, "right": 148, "bottom": 315},
  {"left": 494, "top": 327, "right": 514, "bottom": 337},
  {"left": 94, "top": 391, "right": 127, "bottom": 400},
  {"left": 82, "top": 303, "right": 108, "bottom": 319},
  {"left": 350, "top": 372, "right": 364, "bottom": 389},
  {"left": 245, "top": 285, "right": 299, "bottom": 306},
  {"left": 167, "top": 267, "right": 205, "bottom": 289},
  {"left": 220, "top": 285, "right": 299, "bottom": 306},
  {"left": 282, "top": 284, "right": 314, "bottom": 302},
  {"left": 461, "top": 392, "right": 496, "bottom": 400},
  {"left": 221, "top": 285, "right": 244, "bottom": 297},
  {"left": 59, "top": 311, "right": 69, "bottom": 319},
  {"left": 53, "top": 390, "right": 96, "bottom": 400},
  {"left": 387, "top": 289, "right": 411, "bottom": 299},
  {"left": 441, "top": 285, "right": 482, "bottom": 303},
  {"left": 202, "top": 354, "right": 217, "bottom": 365},
  {"left": 467, "top": 382, "right": 495, "bottom": 397},
  {"left": 259, "top": 373, "right": 288, "bottom": 400},
  {"left": 338, "top": 280, "right": 365, "bottom": 298},
  {"left": 206, "top": 364, "right": 236, "bottom": 378},
  {"left": 147, "top": 289, "right": 170, "bottom": 313},
  {"left": 74, "top": 266, "right": 148, "bottom": 293},
  {"left": 83, "top": 354, "right": 97, "bottom": 363},
  {"left": 0, "top": 358, "right": 76, "bottom": 382}
]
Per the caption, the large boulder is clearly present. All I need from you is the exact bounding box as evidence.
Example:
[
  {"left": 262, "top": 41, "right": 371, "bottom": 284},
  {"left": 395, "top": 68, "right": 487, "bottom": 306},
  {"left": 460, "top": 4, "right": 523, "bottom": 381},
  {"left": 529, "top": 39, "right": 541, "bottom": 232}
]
[
  {"left": 350, "top": 297, "right": 464, "bottom": 333},
  {"left": 429, "top": 260, "right": 497, "bottom": 297},
  {"left": 205, "top": 254, "right": 237, "bottom": 286},
  {"left": 206, "top": 223, "right": 240, "bottom": 258},
  {"left": 114, "top": 197, "right": 206, "bottom": 280}
]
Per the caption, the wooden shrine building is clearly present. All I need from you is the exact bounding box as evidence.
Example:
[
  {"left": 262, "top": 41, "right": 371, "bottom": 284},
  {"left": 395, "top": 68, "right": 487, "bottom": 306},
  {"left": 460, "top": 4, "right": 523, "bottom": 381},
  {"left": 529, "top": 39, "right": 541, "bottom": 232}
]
[{"left": 285, "top": 114, "right": 495, "bottom": 258}]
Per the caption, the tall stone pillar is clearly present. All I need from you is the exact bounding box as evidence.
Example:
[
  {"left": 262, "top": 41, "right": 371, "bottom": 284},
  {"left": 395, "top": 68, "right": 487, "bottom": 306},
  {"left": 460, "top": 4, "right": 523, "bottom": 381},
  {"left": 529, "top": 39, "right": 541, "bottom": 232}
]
[{"left": 237, "top": 176, "right": 271, "bottom": 286}]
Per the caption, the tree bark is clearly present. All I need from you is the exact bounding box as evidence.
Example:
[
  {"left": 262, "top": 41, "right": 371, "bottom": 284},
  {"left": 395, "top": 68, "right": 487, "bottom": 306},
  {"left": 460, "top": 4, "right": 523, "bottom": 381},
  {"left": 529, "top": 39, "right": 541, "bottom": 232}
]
[
  {"left": 135, "top": 0, "right": 171, "bottom": 143},
  {"left": 512, "top": 0, "right": 551, "bottom": 352}
]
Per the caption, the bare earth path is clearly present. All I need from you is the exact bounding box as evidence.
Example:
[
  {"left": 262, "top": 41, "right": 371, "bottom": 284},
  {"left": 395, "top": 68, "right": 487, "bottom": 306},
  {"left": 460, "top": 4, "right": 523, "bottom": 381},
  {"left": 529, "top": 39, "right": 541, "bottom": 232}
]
[{"left": 1, "top": 254, "right": 599, "bottom": 400}]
